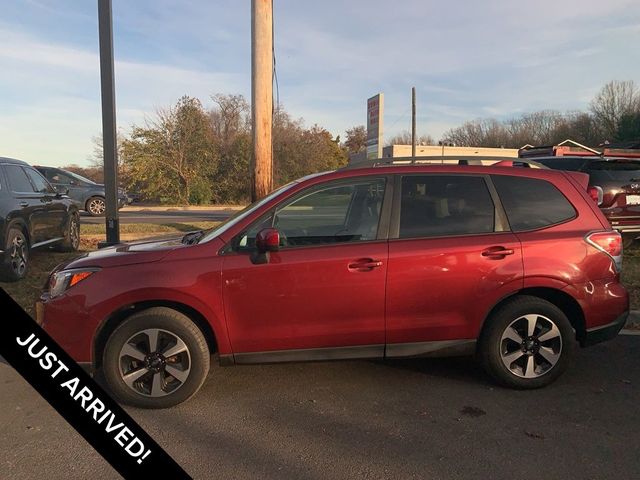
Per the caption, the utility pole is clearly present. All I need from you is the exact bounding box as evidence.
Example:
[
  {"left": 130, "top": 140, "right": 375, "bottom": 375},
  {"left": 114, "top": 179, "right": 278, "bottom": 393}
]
[
  {"left": 97, "top": 0, "right": 119, "bottom": 246},
  {"left": 411, "top": 87, "right": 416, "bottom": 159},
  {"left": 251, "top": 0, "right": 273, "bottom": 201}
]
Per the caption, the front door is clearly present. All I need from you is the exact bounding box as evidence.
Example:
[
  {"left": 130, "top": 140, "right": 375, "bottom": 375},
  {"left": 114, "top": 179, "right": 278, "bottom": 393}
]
[
  {"left": 222, "top": 176, "right": 390, "bottom": 361},
  {"left": 385, "top": 174, "right": 524, "bottom": 356},
  {"left": 3, "top": 164, "right": 50, "bottom": 244}
]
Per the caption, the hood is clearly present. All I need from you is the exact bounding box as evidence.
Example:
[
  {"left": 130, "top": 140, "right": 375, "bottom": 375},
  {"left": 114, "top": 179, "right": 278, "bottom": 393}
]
[{"left": 63, "top": 235, "right": 185, "bottom": 269}]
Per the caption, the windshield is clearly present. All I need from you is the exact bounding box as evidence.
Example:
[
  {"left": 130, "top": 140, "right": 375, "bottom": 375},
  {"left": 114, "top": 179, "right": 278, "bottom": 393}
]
[
  {"left": 199, "top": 181, "right": 298, "bottom": 243},
  {"left": 64, "top": 170, "right": 97, "bottom": 185}
]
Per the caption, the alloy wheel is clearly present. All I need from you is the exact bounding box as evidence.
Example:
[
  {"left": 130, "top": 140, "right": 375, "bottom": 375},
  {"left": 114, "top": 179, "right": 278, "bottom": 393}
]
[
  {"left": 118, "top": 328, "right": 191, "bottom": 397},
  {"left": 9, "top": 234, "right": 28, "bottom": 277},
  {"left": 500, "top": 314, "right": 562, "bottom": 378},
  {"left": 88, "top": 198, "right": 106, "bottom": 215},
  {"left": 69, "top": 216, "right": 80, "bottom": 249}
]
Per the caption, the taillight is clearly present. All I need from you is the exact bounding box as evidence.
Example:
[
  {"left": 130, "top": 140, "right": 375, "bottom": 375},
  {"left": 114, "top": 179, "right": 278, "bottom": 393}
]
[
  {"left": 587, "top": 185, "right": 604, "bottom": 205},
  {"left": 585, "top": 231, "right": 622, "bottom": 272}
]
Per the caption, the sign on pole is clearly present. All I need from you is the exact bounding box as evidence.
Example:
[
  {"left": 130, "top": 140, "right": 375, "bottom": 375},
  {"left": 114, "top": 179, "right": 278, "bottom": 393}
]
[{"left": 366, "top": 93, "right": 384, "bottom": 159}]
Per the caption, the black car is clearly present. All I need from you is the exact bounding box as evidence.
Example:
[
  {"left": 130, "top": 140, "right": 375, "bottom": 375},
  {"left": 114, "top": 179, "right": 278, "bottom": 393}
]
[
  {"left": 35, "top": 166, "right": 129, "bottom": 216},
  {"left": 0, "top": 157, "right": 80, "bottom": 281}
]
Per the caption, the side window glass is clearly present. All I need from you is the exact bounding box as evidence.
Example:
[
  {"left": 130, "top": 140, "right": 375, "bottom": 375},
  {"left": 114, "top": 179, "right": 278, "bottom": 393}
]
[
  {"left": 492, "top": 175, "right": 576, "bottom": 231},
  {"left": 25, "top": 168, "right": 55, "bottom": 194},
  {"left": 5, "top": 165, "right": 36, "bottom": 193},
  {"left": 399, "top": 175, "right": 495, "bottom": 238},
  {"left": 235, "top": 178, "right": 386, "bottom": 249}
]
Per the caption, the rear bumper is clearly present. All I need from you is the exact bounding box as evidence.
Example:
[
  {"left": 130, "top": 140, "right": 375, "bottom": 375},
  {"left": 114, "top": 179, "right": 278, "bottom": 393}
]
[{"left": 582, "top": 311, "right": 629, "bottom": 347}]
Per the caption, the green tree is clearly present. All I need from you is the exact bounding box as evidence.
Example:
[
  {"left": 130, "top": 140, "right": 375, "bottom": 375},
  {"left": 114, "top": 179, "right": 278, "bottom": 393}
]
[
  {"left": 343, "top": 125, "right": 367, "bottom": 154},
  {"left": 121, "top": 96, "right": 216, "bottom": 204}
]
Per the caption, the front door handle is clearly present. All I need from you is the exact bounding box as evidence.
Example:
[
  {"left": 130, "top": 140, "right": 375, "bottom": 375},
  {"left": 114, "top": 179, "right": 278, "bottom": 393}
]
[
  {"left": 482, "top": 246, "right": 515, "bottom": 259},
  {"left": 19, "top": 201, "right": 29, "bottom": 208},
  {"left": 348, "top": 258, "right": 383, "bottom": 271}
]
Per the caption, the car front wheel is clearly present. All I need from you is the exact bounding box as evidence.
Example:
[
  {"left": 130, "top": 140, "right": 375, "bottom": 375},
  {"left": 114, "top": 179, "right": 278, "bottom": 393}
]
[
  {"left": 478, "top": 296, "right": 575, "bottom": 389},
  {"left": 1, "top": 228, "right": 29, "bottom": 282},
  {"left": 102, "top": 307, "right": 210, "bottom": 408}
]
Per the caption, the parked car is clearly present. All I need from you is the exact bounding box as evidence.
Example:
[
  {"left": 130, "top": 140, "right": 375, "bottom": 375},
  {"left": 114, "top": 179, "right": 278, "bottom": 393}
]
[
  {"left": 533, "top": 156, "right": 640, "bottom": 247},
  {"left": 34, "top": 166, "right": 130, "bottom": 217},
  {"left": 38, "top": 157, "right": 628, "bottom": 408},
  {"left": 0, "top": 157, "right": 80, "bottom": 281}
]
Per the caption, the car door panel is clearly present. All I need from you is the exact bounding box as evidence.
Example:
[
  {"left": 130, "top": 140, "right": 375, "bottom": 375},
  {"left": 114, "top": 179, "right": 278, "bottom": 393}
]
[
  {"left": 385, "top": 233, "right": 523, "bottom": 345},
  {"left": 222, "top": 242, "right": 388, "bottom": 354},
  {"left": 221, "top": 176, "right": 390, "bottom": 356}
]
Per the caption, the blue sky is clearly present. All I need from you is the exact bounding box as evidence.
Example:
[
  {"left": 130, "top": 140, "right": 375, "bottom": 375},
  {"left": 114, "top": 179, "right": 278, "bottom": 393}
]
[{"left": 1, "top": 0, "right": 640, "bottom": 166}]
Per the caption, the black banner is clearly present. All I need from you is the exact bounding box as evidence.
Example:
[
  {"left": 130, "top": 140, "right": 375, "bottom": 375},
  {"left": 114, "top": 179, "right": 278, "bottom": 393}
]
[{"left": 0, "top": 288, "right": 191, "bottom": 479}]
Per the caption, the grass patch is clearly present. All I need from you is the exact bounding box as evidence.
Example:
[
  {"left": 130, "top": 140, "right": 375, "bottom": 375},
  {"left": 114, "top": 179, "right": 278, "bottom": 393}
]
[{"left": 81, "top": 221, "right": 218, "bottom": 235}]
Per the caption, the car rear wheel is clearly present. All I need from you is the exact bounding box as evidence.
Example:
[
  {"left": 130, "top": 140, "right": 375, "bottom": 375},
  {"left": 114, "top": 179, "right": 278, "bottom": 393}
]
[
  {"left": 478, "top": 296, "right": 575, "bottom": 389},
  {"left": 102, "top": 307, "right": 210, "bottom": 408},
  {"left": 1, "top": 228, "right": 29, "bottom": 282},
  {"left": 86, "top": 196, "right": 106, "bottom": 216},
  {"left": 54, "top": 213, "right": 80, "bottom": 252}
]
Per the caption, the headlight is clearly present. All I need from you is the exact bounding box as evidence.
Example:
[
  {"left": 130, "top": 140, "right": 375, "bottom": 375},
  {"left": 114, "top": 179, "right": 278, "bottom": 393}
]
[{"left": 49, "top": 268, "right": 100, "bottom": 298}]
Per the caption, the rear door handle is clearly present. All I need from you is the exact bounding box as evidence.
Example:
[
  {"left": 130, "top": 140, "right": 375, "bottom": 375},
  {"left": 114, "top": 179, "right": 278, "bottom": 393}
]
[
  {"left": 348, "top": 258, "right": 383, "bottom": 271},
  {"left": 19, "top": 201, "right": 29, "bottom": 208},
  {"left": 482, "top": 246, "right": 515, "bottom": 258}
]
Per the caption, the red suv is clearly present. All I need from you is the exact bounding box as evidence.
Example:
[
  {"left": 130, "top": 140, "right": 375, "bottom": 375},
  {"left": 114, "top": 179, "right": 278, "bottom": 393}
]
[{"left": 39, "top": 158, "right": 629, "bottom": 408}]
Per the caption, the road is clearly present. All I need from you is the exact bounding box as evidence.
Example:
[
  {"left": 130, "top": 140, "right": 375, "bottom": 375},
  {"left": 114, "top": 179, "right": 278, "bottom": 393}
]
[
  {"left": 79, "top": 209, "right": 235, "bottom": 225},
  {"left": 1, "top": 334, "right": 639, "bottom": 479}
]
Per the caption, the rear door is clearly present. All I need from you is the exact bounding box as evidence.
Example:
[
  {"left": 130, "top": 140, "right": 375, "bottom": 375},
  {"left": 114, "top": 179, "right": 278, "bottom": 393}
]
[
  {"left": 385, "top": 174, "right": 523, "bottom": 356},
  {"left": 24, "top": 166, "right": 67, "bottom": 240}
]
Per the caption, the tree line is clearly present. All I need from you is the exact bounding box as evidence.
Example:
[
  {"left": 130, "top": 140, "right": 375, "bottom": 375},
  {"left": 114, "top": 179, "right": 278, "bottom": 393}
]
[
  {"left": 68, "top": 94, "right": 347, "bottom": 204},
  {"left": 65, "top": 79, "right": 639, "bottom": 205}
]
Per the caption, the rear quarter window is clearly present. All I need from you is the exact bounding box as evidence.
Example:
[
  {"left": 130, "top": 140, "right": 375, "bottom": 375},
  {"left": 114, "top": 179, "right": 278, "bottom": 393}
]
[{"left": 492, "top": 175, "right": 576, "bottom": 231}]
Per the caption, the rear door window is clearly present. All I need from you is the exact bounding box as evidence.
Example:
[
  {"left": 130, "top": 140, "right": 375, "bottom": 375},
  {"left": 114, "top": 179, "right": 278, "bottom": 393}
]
[
  {"left": 4, "top": 165, "right": 36, "bottom": 193},
  {"left": 398, "top": 175, "right": 495, "bottom": 238},
  {"left": 492, "top": 175, "right": 576, "bottom": 231},
  {"left": 24, "top": 167, "right": 55, "bottom": 194}
]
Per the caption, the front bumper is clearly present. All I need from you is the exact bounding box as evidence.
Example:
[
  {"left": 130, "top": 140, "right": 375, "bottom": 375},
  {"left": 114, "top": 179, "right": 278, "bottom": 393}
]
[{"left": 582, "top": 311, "right": 629, "bottom": 347}]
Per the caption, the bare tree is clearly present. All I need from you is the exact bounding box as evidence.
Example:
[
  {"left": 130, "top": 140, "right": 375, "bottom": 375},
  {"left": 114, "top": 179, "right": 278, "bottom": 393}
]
[
  {"left": 590, "top": 80, "right": 640, "bottom": 140},
  {"left": 386, "top": 130, "right": 434, "bottom": 146}
]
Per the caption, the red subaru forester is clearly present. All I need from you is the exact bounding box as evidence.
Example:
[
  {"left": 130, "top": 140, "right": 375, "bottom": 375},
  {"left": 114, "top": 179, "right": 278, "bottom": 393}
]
[{"left": 39, "top": 158, "right": 628, "bottom": 408}]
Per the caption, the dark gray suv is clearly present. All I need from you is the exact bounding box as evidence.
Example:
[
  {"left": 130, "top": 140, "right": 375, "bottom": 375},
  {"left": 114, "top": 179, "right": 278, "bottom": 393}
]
[
  {"left": 0, "top": 157, "right": 80, "bottom": 281},
  {"left": 35, "top": 166, "right": 129, "bottom": 216}
]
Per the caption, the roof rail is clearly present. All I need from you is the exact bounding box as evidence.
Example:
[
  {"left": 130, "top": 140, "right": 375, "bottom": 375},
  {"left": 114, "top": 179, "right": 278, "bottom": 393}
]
[{"left": 344, "top": 155, "right": 548, "bottom": 170}]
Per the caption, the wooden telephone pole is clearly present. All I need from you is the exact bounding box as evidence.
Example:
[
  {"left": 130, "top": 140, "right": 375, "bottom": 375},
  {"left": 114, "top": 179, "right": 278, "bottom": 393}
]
[{"left": 251, "top": 0, "right": 273, "bottom": 201}]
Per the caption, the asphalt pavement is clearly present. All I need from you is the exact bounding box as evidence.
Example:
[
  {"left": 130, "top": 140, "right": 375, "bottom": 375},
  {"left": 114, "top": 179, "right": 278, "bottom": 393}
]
[
  {"left": 79, "top": 209, "right": 235, "bottom": 225},
  {"left": 1, "top": 334, "right": 639, "bottom": 479}
]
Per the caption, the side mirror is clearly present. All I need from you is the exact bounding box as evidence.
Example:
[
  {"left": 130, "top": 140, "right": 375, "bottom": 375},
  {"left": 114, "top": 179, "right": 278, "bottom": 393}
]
[
  {"left": 255, "top": 228, "right": 280, "bottom": 253},
  {"left": 55, "top": 185, "right": 69, "bottom": 195}
]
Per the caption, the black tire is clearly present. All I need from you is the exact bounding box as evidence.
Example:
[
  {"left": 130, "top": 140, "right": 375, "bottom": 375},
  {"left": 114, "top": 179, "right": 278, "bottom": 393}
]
[
  {"left": 86, "top": 196, "right": 106, "bottom": 216},
  {"left": 102, "top": 307, "right": 210, "bottom": 408},
  {"left": 0, "top": 227, "right": 29, "bottom": 282},
  {"left": 478, "top": 296, "right": 576, "bottom": 389},
  {"left": 54, "top": 213, "right": 80, "bottom": 252}
]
